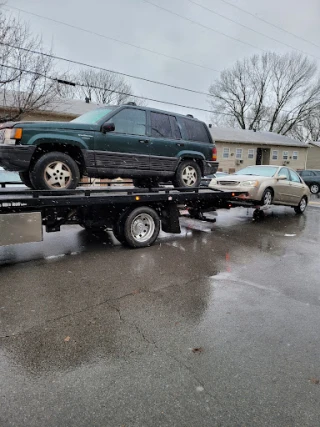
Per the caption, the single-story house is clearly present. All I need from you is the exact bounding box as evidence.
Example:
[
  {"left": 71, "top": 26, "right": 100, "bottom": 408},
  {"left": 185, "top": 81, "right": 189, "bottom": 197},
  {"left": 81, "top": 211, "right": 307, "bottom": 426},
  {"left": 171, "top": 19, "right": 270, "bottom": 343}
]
[
  {"left": 306, "top": 141, "right": 320, "bottom": 169},
  {"left": 209, "top": 127, "right": 308, "bottom": 173},
  {"left": 0, "top": 91, "right": 101, "bottom": 122}
]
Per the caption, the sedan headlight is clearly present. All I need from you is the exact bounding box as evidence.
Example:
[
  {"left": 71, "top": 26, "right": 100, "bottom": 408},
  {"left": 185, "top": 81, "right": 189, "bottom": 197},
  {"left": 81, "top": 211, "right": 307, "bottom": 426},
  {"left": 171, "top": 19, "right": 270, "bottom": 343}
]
[{"left": 240, "top": 180, "right": 259, "bottom": 187}]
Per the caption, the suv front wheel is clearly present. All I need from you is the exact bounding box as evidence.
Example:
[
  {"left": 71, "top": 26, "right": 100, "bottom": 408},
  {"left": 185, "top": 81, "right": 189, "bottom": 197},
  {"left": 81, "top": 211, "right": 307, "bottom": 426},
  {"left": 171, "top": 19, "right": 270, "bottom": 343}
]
[
  {"left": 173, "top": 160, "right": 201, "bottom": 188},
  {"left": 30, "top": 152, "right": 81, "bottom": 190}
]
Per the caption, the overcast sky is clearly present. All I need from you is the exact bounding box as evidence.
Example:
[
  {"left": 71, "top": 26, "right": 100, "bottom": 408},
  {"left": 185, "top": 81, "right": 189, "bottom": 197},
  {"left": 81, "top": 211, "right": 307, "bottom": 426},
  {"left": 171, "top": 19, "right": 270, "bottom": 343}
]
[{"left": 5, "top": 0, "right": 320, "bottom": 122}]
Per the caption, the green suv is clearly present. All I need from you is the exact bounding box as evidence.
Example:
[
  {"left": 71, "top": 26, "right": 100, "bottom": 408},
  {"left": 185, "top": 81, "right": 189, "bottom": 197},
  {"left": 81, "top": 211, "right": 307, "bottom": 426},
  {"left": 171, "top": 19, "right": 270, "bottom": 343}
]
[{"left": 0, "top": 104, "right": 218, "bottom": 190}]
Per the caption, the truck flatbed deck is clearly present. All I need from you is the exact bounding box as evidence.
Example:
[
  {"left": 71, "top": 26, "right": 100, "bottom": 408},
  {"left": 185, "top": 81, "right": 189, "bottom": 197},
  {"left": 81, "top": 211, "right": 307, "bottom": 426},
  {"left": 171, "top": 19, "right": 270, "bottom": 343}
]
[{"left": 0, "top": 185, "right": 246, "bottom": 248}]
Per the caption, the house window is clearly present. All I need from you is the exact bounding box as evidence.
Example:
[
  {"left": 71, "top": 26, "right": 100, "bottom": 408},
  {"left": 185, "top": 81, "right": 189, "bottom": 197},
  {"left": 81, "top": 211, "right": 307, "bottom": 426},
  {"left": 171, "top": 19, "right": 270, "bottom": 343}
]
[
  {"left": 283, "top": 151, "right": 289, "bottom": 160},
  {"left": 223, "top": 147, "right": 230, "bottom": 158},
  {"left": 272, "top": 150, "right": 278, "bottom": 160},
  {"left": 248, "top": 149, "right": 254, "bottom": 159},
  {"left": 292, "top": 151, "right": 298, "bottom": 160},
  {"left": 235, "top": 148, "right": 243, "bottom": 159}
]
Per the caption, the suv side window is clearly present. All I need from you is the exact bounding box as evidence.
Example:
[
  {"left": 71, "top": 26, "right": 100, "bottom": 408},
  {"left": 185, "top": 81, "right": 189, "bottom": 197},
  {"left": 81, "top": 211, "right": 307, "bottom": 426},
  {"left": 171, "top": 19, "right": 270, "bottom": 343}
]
[
  {"left": 290, "top": 170, "right": 301, "bottom": 183},
  {"left": 180, "top": 118, "right": 210, "bottom": 143},
  {"left": 108, "top": 108, "right": 146, "bottom": 136},
  {"left": 279, "top": 168, "right": 290, "bottom": 180},
  {"left": 170, "top": 116, "right": 182, "bottom": 140},
  {"left": 151, "top": 112, "right": 172, "bottom": 138}
]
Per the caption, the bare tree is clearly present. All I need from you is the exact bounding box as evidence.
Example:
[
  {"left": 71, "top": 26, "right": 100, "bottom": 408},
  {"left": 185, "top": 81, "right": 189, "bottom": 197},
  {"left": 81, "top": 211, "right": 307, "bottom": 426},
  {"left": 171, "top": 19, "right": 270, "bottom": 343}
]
[
  {"left": 208, "top": 52, "right": 320, "bottom": 136},
  {"left": 0, "top": 9, "right": 59, "bottom": 122},
  {"left": 290, "top": 108, "right": 320, "bottom": 142},
  {"left": 68, "top": 69, "right": 146, "bottom": 106}
]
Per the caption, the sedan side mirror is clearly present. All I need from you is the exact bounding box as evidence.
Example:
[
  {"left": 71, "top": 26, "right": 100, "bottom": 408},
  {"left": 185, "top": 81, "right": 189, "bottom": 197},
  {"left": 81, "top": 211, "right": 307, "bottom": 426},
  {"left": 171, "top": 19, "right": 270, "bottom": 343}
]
[
  {"left": 101, "top": 122, "right": 115, "bottom": 134},
  {"left": 277, "top": 175, "right": 287, "bottom": 180}
]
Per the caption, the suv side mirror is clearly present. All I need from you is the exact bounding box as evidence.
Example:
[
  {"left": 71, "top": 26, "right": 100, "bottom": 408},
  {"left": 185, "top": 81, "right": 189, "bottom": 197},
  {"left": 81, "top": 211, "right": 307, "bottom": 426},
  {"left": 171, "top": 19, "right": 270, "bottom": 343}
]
[
  {"left": 101, "top": 122, "right": 115, "bottom": 133},
  {"left": 277, "top": 175, "right": 287, "bottom": 180}
]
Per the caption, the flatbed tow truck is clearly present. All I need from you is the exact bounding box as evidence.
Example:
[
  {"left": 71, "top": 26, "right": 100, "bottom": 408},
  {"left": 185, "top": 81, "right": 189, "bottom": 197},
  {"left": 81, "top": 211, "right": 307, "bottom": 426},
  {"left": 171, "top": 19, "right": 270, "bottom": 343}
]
[{"left": 0, "top": 183, "right": 247, "bottom": 248}]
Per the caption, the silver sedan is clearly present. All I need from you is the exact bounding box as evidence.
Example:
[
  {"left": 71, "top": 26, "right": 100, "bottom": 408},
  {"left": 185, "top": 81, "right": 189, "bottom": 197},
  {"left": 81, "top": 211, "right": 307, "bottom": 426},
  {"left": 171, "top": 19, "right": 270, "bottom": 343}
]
[{"left": 209, "top": 165, "right": 310, "bottom": 213}]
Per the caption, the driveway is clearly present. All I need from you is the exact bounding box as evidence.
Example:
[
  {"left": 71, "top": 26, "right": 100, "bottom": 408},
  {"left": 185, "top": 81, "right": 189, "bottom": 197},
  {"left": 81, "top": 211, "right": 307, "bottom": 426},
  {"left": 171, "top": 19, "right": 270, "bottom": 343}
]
[{"left": 1, "top": 205, "right": 320, "bottom": 426}]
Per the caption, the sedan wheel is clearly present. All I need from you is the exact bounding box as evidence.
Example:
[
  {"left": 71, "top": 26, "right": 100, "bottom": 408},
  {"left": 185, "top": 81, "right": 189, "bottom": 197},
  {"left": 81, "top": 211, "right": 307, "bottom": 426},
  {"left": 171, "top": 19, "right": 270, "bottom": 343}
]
[
  {"left": 294, "top": 196, "right": 307, "bottom": 214},
  {"left": 261, "top": 189, "right": 273, "bottom": 206},
  {"left": 310, "top": 183, "right": 319, "bottom": 194}
]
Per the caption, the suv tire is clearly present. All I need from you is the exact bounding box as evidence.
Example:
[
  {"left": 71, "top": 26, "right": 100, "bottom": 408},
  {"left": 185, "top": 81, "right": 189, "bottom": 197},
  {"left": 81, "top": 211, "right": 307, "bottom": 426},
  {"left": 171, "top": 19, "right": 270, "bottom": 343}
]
[
  {"left": 173, "top": 160, "right": 201, "bottom": 188},
  {"left": 19, "top": 171, "right": 34, "bottom": 189},
  {"left": 30, "top": 152, "right": 81, "bottom": 190}
]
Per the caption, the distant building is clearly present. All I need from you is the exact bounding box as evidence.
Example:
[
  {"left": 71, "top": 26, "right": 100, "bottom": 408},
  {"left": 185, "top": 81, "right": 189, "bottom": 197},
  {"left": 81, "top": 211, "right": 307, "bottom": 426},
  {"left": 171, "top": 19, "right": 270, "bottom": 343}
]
[
  {"left": 209, "top": 127, "right": 308, "bottom": 173},
  {"left": 306, "top": 141, "right": 320, "bottom": 169},
  {"left": 0, "top": 91, "right": 101, "bottom": 122}
]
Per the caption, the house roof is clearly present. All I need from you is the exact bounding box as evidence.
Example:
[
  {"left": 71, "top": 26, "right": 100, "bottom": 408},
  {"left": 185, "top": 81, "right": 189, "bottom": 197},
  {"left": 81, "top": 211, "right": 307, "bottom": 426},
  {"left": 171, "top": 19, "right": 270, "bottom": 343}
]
[
  {"left": 308, "top": 141, "right": 320, "bottom": 148},
  {"left": 210, "top": 126, "right": 307, "bottom": 148}
]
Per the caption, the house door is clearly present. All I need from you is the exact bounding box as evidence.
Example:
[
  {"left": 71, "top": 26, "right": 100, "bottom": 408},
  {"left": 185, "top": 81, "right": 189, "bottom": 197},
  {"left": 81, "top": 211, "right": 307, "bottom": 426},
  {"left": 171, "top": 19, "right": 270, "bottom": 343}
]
[{"left": 256, "top": 148, "right": 270, "bottom": 165}]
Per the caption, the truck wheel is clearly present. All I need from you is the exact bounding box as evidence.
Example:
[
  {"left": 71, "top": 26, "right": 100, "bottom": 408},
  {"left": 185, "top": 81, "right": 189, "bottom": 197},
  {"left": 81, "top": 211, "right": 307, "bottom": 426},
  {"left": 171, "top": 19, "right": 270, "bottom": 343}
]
[
  {"left": 30, "top": 152, "right": 80, "bottom": 190},
  {"left": 122, "top": 206, "right": 160, "bottom": 248},
  {"left": 173, "top": 160, "right": 201, "bottom": 188},
  {"left": 294, "top": 196, "right": 307, "bottom": 214},
  {"left": 310, "top": 183, "right": 319, "bottom": 194},
  {"left": 19, "top": 171, "right": 34, "bottom": 189}
]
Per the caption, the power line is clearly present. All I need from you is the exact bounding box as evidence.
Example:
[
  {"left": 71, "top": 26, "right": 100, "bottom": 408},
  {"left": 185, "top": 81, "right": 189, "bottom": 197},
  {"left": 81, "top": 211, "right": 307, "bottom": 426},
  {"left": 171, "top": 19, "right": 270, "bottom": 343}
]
[
  {"left": 1, "top": 42, "right": 295, "bottom": 115},
  {"left": 187, "top": 0, "right": 320, "bottom": 60},
  {"left": 142, "top": 0, "right": 266, "bottom": 53},
  {"left": 217, "top": 0, "right": 320, "bottom": 51},
  {"left": 0, "top": 40, "right": 217, "bottom": 98},
  {"left": 0, "top": 62, "right": 273, "bottom": 122},
  {"left": 5, "top": 4, "right": 220, "bottom": 73}
]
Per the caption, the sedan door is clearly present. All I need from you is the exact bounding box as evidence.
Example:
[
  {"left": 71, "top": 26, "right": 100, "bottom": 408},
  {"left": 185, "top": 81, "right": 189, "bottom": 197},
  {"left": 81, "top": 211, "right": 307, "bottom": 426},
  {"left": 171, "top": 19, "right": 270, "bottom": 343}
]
[
  {"left": 288, "top": 169, "right": 306, "bottom": 204},
  {"left": 94, "top": 108, "right": 149, "bottom": 176},
  {"left": 276, "top": 167, "right": 292, "bottom": 203}
]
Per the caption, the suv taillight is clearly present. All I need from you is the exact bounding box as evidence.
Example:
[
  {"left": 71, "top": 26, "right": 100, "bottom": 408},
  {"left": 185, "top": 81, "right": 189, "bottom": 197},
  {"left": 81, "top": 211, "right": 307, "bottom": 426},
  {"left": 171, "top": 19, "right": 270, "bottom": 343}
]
[{"left": 212, "top": 146, "right": 217, "bottom": 161}]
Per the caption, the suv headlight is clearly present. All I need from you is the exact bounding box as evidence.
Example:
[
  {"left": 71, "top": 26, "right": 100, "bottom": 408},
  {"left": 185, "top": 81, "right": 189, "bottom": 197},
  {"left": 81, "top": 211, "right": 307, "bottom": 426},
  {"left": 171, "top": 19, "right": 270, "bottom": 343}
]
[
  {"left": 240, "top": 180, "right": 259, "bottom": 187},
  {"left": 4, "top": 128, "right": 23, "bottom": 145}
]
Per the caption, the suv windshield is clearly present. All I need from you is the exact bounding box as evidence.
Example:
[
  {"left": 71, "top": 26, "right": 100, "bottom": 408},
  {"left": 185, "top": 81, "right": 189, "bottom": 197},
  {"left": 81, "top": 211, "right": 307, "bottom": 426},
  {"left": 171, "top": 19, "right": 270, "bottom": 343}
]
[
  {"left": 235, "top": 166, "right": 278, "bottom": 177},
  {"left": 71, "top": 107, "right": 117, "bottom": 124}
]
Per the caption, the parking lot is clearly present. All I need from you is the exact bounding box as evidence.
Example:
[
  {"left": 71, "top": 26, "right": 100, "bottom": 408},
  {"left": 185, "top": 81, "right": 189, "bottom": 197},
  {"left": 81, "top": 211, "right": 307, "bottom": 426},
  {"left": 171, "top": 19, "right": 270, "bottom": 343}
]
[{"left": 1, "top": 203, "right": 320, "bottom": 426}]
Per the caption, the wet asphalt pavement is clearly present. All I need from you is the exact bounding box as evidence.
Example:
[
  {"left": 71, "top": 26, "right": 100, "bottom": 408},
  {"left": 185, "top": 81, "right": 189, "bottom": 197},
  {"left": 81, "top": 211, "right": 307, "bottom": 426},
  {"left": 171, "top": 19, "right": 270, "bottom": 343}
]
[{"left": 1, "top": 204, "right": 320, "bottom": 426}]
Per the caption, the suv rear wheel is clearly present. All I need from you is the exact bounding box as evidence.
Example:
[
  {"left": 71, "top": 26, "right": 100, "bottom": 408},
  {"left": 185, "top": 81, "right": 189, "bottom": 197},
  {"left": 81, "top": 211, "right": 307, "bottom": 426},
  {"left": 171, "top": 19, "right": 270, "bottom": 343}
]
[
  {"left": 173, "top": 160, "right": 201, "bottom": 188},
  {"left": 30, "top": 152, "right": 81, "bottom": 190}
]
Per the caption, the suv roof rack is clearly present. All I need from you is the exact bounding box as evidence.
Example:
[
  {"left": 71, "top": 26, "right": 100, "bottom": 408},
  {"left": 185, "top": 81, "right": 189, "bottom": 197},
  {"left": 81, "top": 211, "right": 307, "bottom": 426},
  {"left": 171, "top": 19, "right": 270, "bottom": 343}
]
[
  {"left": 124, "top": 102, "right": 137, "bottom": 106},
  {"left": 186, "top": 114, "right": 194, "bottom": 118}
]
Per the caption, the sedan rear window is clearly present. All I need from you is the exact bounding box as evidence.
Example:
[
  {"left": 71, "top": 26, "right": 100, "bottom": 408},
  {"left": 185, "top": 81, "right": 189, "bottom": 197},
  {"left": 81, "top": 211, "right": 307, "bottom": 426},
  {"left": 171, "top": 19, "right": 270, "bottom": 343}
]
[{"left": 234, "top": 166, "right": 278, "bottom": 177}]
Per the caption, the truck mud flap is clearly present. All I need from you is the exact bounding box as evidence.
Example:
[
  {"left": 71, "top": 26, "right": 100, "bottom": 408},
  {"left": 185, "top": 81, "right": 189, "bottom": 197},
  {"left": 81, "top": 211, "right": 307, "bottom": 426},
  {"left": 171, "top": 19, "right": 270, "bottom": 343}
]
[{"left": 161, "top": 204, "right": 181, "bottom": 234}]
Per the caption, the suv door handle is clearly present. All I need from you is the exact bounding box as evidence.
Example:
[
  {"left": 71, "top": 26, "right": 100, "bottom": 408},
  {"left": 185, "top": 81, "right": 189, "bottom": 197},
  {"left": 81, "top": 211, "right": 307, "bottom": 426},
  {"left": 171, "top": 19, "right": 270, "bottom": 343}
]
[
  {"left": 176, "top": 142, "right": 184, "bottom": 147},
  {"left": 139, "top": 139, "right": 149, "bottom": 144}
]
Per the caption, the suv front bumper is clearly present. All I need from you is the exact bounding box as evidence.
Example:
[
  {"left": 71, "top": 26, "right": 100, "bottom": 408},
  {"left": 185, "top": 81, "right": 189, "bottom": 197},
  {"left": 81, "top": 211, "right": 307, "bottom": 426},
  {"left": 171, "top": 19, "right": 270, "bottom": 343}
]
[
  {"left": 203, "top": 160, "right": 219, "bottom": 175},
  {"left": 0, "top": 145, "right": 36, "bottom": 172}
]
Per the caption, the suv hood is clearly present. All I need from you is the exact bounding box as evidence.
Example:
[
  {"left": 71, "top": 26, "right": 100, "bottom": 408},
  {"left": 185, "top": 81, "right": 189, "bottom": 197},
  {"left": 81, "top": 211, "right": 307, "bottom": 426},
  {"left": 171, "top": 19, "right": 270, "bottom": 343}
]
[{"left": 1, "top": 121, "right": 99, "bottom": 132}]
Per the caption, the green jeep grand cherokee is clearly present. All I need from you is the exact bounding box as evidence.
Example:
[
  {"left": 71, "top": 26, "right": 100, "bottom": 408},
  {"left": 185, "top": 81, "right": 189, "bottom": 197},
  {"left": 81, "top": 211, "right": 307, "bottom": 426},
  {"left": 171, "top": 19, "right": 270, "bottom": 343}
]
[{"left": 0, "top": 104, "right": 218, "bottom": 190}]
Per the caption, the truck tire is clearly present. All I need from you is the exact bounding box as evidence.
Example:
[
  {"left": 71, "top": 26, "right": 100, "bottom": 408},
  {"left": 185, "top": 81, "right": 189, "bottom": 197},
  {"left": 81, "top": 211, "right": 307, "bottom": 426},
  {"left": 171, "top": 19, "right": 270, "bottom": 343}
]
[
  {"left": 173, "top": 160, "right": 201, "bottom": 188},
  {"left": 30, "top": 152, "right": 80, "bottom": 190},
  {"left": 122, "top": 206, "right": 160, "bottom": 248},
  {"left": 19, "top": 171, "right": 34, "bottom": 189}
]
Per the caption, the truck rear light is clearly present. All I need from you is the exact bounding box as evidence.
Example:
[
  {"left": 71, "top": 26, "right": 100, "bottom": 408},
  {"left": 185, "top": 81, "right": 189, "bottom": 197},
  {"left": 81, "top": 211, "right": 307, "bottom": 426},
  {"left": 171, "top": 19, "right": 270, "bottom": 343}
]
[{"left": 212, "top": 146, "right": 217, "bottom": 161}]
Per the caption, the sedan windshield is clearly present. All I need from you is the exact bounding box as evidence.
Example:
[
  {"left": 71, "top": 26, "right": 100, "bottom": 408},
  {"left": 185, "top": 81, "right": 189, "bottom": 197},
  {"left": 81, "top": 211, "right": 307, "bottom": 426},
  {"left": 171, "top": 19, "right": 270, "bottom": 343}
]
[
  {"left": 234, "top": 166, "right": 278, "bottom": 177},
  {"left": 71, "top": 107, "right": 116, "bottom": 124}
]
